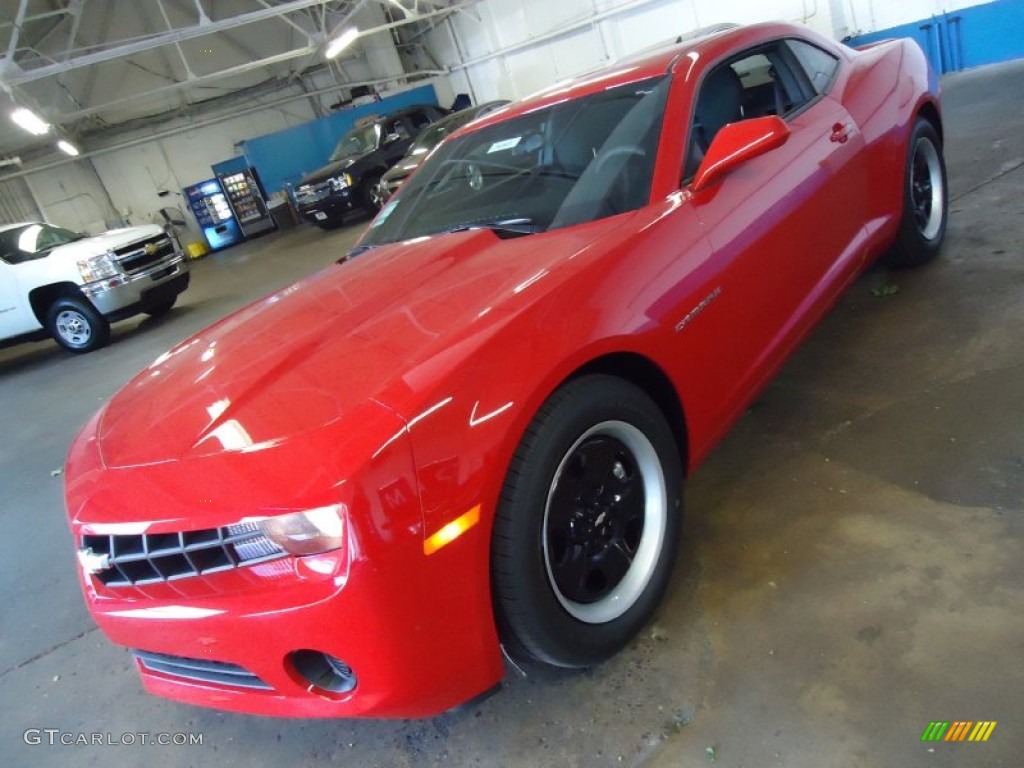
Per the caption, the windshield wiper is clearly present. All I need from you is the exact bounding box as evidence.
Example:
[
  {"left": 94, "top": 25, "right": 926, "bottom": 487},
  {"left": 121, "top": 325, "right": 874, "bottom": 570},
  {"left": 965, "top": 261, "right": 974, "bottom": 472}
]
[{"left": 438, "top": 217, "right": 540, "bottom": 238}]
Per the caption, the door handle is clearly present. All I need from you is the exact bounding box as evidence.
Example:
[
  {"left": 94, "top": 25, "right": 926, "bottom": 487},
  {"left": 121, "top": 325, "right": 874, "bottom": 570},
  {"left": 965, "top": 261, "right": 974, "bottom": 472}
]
[{"left": 830, "top": 122, "right": 851, "bottom": 144}]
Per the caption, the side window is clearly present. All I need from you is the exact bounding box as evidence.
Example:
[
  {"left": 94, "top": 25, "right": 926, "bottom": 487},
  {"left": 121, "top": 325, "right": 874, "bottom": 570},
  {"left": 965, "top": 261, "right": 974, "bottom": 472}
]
[
  {"left": 408, "top": 111, "right": 432, "bottom": 132},
  {"left": 387, "top": 118, "right": 410, "bottom": 141},
  {"left": 684, "top": 43, "right": 815, "bottom": 179},
  {"left": 787, "top": 39, "right": 840, "bottom": 94}
]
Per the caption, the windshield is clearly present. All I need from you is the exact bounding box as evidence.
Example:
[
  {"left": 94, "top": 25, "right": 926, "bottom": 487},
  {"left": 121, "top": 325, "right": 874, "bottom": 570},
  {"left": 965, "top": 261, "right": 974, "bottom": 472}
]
[
  {"left": 407, "top": 110, "right": 477, "bottom": 157},
  {"left": 362, "top": 76, "right": 669, "bottom": 247},
  {"left": 0, "top": 223, "right": 84, "bottom": 264},
  {"left": 329, "top": 123, "right": 380, "bottom": 163}
]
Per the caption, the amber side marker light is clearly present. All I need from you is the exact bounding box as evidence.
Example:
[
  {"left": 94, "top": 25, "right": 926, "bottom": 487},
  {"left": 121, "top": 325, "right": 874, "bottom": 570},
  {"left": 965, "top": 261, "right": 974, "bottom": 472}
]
[{"left": 423, "top": 505, "right": 481, "bottom": 555}]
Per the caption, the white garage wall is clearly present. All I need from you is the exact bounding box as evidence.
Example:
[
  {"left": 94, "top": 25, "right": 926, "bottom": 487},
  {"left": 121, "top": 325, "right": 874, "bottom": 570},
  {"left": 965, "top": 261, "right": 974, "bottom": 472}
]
[
  {"left": 428, "top": 0, "right": 835, "bottom": 104},
  {"left": 431, "top": 0, "right": 998, "bottom": 104}
]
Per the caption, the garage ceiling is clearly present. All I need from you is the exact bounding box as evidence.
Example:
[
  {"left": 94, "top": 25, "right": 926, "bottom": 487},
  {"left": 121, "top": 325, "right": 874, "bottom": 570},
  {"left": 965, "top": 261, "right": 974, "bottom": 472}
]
[{"left": 0, "top": 0, "right": 464, "bottom": 163}]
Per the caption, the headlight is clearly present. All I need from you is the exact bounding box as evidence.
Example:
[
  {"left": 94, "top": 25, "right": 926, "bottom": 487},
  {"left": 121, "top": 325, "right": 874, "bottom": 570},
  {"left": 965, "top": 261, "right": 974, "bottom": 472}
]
[
  {"left": 77, "top": 252, "right": 118, "bottom": 282},
  {"left": 329, "top": 174, "right": 353, "bottom": 192},
  {"left": 258, "top": 505, "right": 345, "bottom": 556}
]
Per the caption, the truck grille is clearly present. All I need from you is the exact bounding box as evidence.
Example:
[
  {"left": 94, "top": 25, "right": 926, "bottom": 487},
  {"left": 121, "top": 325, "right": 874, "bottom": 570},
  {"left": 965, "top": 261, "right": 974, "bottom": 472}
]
[
  {"left": 80, "top": 522, "right": 286, "bottom": 587},
  {"left": 134, "top": 650, "right": 272, "bottom": 690},
  {"left": 294, "top": 182, "right": 330, "bottom": 205},
  {"left": 114, "top": 236, "right": 176, "bottom": 274}
]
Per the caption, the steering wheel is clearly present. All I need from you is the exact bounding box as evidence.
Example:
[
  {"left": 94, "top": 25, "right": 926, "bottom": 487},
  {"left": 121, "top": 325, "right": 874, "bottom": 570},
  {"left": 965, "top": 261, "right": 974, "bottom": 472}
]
[{"left": 593, "top": 146, "right": 647, "bottom": 176}]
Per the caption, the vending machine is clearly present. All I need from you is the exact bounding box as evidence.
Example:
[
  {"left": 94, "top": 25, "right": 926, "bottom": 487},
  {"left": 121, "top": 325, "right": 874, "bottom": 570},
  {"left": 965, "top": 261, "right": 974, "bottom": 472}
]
[
  {"left": 183, "top": 178, "right": 244, "bottom": 251},
  {"left": 213, "top": 158, "right": 276, "bottom": 239}
]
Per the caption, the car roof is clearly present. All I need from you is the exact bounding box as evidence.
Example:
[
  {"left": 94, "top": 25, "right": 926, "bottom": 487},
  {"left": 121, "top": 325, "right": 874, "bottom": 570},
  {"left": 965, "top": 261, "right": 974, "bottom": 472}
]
[{"left": 0, "top": 221, "right": 36, "bottom": 233}]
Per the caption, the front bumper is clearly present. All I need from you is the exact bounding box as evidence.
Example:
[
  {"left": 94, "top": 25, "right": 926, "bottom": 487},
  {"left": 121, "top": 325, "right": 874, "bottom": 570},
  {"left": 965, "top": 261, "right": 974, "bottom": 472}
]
[
  {"left": 296, "top": 189, "right": 358, "bottom": 224},
  {"left": 85, "top": 547, "right": 501, "bottom": 717},
  {"left": 83, "top": 256, "right": 190, "bottom": 319},
  {"left": 66, "top": 408, "right": 504, "bottom": 718}
]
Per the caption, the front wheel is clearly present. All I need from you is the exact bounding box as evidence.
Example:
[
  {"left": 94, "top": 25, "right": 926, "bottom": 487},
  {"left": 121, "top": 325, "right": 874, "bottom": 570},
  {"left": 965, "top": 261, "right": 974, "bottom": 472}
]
[
  {"left": 361, "top": 173, "right": 385, "bottom": 214},
  {"left": 491, "top": 375, "right": 683, "bottom": 668},
  {"left": 886, "top": 118, "right": 947, "bottom": 267},
  {"left": 46, "top": 298, "right": 110, "bottom": 353}
]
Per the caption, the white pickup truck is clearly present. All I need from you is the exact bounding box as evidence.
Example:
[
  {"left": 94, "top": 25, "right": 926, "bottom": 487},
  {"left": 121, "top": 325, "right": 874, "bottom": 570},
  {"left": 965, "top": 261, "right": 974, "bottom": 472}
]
[{"left": 0, "top": 221, "right": 190, "bottom": 353}]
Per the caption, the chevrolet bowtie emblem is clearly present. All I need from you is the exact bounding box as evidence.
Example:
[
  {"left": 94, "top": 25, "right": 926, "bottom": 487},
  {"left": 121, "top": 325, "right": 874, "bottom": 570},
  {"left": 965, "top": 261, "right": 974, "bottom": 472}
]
[
  {"left": 77, "top": 547, "right": 111, "bottom": 575},
  {"left": 144, "top": 242, "right": 159, "bottom": 256}
]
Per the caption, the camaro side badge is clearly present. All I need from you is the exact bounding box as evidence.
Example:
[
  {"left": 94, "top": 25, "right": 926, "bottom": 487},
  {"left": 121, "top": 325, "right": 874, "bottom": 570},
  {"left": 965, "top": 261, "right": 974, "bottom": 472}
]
[
  {"left": 676, "top": 287, "right": 722, "bottom": 332},
  {"left": 78, "top": 548, "right": 111, "bottom": 575}
]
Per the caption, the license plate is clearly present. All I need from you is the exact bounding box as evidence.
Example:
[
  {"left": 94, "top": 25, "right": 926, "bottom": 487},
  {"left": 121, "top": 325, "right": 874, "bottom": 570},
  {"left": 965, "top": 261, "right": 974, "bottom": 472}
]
[{"left": 314, "top": 212, "right": 327, "bottom": 221}]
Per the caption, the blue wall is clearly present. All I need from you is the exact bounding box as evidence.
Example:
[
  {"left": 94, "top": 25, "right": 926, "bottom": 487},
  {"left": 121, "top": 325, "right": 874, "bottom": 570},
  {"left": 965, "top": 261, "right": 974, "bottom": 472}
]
[
  {"left": 238, "top": 84, "right": 438, "bottom": 196},
  {"left": 846, "top": 0, "right": 1024, "bottom": 75}
]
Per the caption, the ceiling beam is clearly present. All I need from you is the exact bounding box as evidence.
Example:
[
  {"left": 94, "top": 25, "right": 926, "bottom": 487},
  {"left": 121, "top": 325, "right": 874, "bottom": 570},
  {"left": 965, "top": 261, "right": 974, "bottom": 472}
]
[
  {"left": 58, "top": 44, "right": 325, "bottom": 121},
  {"left": 0, "top": 0, "right": 338, "bottom": 86}
]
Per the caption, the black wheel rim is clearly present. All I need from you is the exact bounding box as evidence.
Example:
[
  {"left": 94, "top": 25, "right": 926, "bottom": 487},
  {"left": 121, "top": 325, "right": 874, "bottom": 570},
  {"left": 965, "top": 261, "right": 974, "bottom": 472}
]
[
  {"left": 910, "top": 136, "right": 943, "bottom": 240},
  {"left": 542, "top": 419, "right": 667, "bottom": 624},
  {"left": 545, "top": 435, "right": 645, "bottom": 605}
]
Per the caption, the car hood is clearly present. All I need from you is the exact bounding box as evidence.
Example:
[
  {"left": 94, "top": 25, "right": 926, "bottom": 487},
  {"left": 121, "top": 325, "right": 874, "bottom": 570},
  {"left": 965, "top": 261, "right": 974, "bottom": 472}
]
[
  {"left": 94, "top": 220, "right": 625, "bottom": 469},
  {"left": 299, "top": 151, "right": 372, "bottom": 186},
  {"left": 44, "top": 224, "right": 165, "bottom": 261},
  {"left": 382, "top": 154, "right": 423, "bottom": 184}
]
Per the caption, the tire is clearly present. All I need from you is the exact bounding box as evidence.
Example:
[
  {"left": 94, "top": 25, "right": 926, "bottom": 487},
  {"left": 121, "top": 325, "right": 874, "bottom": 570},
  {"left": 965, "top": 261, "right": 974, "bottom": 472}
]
[
  {"left": 491, "top": 375, "right": 684, "bottom": 668},
  {"left": 46, "top": 298, "right": 110, "bottom": 353},
  {"left": 144, "top": 296, "right": 177, "bottom": 317},
  {"left": 886, "top": 118, "right": 947, "bottom": 268},
  {"left": 361, "top": 173, "right": 385, "bottom": 214}
]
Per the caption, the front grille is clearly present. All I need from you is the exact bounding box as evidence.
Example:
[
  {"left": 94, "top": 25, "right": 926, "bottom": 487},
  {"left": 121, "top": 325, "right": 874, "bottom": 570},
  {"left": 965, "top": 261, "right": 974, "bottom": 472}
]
[
  {"left": 113, "top": 237, "right": 175, "bottom": 274},
  {"left": 81, "top": 522, "right": 286, "bottom": 587},
  {"left": 294, "top": 182, "right": 330, "bottom": 204},
  {"left": 134, "top": 650, "right": 273, "bottom": 690}
]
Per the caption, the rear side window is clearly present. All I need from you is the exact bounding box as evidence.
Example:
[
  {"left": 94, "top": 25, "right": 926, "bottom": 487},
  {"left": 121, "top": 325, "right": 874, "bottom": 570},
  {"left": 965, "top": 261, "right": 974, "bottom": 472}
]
[{"left": 787, "top": 39, "right": 840, "bottom": 94}]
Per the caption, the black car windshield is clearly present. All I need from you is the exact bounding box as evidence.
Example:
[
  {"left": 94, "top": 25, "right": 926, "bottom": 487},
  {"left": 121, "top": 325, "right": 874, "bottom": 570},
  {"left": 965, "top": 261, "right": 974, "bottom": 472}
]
[
  {"left": 0, "top": 223, "right": 84, "bottom": 264},
  {"left": 362, "top": 75, "right": 669, "bottom": 247},
  {"left": 329, "top": 123, "right": 380, "bottom": 163}
]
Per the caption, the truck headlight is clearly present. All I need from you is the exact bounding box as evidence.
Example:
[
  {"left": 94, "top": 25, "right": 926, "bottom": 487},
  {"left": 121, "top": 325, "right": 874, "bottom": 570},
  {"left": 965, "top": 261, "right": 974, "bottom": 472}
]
[
  {"left": 258, "top": 505, "right": 346, "bottom": 556},
  {"left": 77, "top": 252, "right": 118, "bottom": 282},
  {"left": 329, "top": 174, "right": 353, "bottom": 192}
]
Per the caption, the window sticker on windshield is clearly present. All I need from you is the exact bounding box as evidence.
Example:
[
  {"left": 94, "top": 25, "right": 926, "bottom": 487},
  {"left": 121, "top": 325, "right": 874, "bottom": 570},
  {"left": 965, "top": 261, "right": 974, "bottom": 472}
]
[
  {"left": 371, "top": 200, "right": 399, "bottom": 228},
  {"left": 487, "top": 137, "right": 521, "bottom": 154}
]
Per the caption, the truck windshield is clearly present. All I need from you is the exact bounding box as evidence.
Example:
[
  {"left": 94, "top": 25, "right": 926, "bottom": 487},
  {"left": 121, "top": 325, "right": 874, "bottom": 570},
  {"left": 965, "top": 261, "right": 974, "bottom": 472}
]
[
  {"left": 360, "top": 75, "right": 669, "bottom": 248},
  {"left": 329, "top": 124, "right": 380, "bottom": 163},
  {"left": 0, "top": 223, "right": 84, "bottom": 264}
]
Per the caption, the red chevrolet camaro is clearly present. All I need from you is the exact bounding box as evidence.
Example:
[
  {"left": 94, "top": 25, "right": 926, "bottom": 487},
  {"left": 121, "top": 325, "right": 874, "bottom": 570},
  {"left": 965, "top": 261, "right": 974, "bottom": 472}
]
[{"left": 65, "top": 22, "right": 946, "bottom": 717}]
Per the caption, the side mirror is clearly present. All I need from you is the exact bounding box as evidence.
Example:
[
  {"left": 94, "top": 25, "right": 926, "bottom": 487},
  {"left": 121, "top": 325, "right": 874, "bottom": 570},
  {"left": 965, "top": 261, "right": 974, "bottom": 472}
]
[
  {"left": 384, "top": 132, "right": 403, "bottom": 145},
  {"left": 692, "top": 116, "right": 790, "bottom": 193}
]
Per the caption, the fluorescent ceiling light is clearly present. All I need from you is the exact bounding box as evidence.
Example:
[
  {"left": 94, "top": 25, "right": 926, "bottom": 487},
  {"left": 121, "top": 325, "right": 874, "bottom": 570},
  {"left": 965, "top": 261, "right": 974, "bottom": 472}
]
[
  {"left": 325, "top": 27, "right": 359, "bottom": 59},
  {"left": 57, "top": 140, "right": 80, "bottom": 156},
  {"left": 11, "top": 107, "right": 51, "bottom": 135}
]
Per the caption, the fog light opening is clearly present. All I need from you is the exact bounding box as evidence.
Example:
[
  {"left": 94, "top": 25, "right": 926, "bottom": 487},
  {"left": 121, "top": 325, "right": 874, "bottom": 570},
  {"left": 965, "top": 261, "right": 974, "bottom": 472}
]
[{"left": 290, "top": 650, "right": 357, "bottom": 694}]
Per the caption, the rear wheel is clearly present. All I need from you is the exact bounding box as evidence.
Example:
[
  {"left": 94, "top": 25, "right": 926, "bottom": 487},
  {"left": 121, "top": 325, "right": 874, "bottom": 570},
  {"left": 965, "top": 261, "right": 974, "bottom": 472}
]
[
  {"left": 46, "top": 298, "right": 110, "bottom": 353},
  {"left": 492, "top": 375, "right": 683, "bottom": 668},
  {"left": 886, "top": 118, "right": 947, "bottom": 267}
]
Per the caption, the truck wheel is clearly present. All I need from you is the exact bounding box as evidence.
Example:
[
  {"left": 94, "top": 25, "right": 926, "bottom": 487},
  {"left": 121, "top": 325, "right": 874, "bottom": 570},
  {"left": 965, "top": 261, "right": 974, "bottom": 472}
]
[
  {"left": 46, "top": 298, "right": 110, "bottom": 353},
  {"left": 361, "top": 173, "right": 384, "bottom": 214}
]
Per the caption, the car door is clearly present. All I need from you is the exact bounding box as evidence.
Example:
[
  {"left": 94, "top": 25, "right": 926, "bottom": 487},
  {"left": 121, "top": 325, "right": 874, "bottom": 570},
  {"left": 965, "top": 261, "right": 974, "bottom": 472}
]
[
  {"left": 381, "top": 116, "right": 414, "bottom": 165},
  {"left": 681, "top": 41, "right": 868, "bottom": 429},
  {"left": 0, "top": 261, "right": 37, "bottom": 338}
]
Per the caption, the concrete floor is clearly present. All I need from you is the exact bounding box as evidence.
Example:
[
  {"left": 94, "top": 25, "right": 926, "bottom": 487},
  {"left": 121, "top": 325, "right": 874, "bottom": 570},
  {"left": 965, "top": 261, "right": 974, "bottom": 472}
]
[{"left": 2, "top": 60, "right": 1022, "bottom": 768}]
